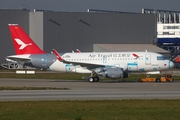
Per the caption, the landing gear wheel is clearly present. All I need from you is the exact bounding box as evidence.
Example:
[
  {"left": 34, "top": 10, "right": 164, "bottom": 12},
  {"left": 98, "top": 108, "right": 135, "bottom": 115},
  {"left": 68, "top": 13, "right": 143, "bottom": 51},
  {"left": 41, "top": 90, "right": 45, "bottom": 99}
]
[
  {"left": 88, "top": 77, "right": 94, "bottom": 83},
  {"left": 94, "top": 76, "right": 99, "bottom": 82},
  {"left": 88, "top": 76, "right": 100, "bottom": 83},
  {"left": 156, "top": 78, "right": 161, "bottom": 82}
]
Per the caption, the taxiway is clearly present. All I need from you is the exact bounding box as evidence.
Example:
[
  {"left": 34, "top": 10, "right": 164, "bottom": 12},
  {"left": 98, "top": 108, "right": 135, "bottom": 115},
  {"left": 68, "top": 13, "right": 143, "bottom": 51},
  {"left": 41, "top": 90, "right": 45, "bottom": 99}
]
[{"left": 0, "top": 78, "right": 180, "bottom": 101}]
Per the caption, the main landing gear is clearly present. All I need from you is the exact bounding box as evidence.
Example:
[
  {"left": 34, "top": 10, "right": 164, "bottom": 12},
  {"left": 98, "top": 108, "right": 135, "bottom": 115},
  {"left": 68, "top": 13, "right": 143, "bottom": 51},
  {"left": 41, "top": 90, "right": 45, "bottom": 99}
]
[
  {"left": 88, "top": 71, "right": 100, "bottom": 83},
  {"left": 88, "top": 76, "right": 99, "bottom": 83}
]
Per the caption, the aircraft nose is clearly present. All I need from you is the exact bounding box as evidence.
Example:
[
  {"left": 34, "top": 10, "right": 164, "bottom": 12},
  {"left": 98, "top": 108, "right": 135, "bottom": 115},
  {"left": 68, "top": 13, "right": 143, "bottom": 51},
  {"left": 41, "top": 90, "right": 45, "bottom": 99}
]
[{"left": 169, "top": 61, "right": 174, "bottom": 68}]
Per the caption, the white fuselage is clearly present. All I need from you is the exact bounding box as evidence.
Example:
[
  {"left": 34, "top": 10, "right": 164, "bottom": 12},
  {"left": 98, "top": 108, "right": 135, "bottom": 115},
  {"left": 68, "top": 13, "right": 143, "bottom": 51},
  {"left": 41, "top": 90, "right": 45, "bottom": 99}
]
[{"left": 48, "top": 52, "right": 174, "bottom": 73}]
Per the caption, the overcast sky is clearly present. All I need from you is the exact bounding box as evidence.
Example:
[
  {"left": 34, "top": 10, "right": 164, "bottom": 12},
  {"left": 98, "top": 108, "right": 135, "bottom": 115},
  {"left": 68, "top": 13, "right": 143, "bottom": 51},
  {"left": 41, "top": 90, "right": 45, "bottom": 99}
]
[{"left": 0, "top": 0, "right": 180, "bottom": 13}]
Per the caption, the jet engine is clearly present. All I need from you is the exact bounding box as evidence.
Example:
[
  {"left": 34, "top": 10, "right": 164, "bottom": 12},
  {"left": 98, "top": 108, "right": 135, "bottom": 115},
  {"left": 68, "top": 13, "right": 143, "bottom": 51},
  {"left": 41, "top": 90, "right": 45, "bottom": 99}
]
[{"left": 103, "top": 68, "right": 124, "bottom": 79}]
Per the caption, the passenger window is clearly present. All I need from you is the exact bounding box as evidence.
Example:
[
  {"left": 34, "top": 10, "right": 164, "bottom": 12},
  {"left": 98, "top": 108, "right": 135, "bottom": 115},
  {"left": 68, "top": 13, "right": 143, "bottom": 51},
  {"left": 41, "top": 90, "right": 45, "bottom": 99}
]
[{"left": 157, "top": 56, "right": 166, "bottom": 60}]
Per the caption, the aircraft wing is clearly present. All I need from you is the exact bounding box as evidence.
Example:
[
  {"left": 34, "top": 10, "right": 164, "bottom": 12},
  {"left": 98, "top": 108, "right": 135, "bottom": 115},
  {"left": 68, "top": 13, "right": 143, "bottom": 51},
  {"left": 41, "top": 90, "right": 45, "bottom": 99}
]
[
  {"left": 6, "top": 55, "right": 31, "bottom": 63},
  {"left": 52, "top": 49, "right": 110, "bottom": 70},
  {"left": 62, "top": 60, "right": 106, "bottom": 70}
]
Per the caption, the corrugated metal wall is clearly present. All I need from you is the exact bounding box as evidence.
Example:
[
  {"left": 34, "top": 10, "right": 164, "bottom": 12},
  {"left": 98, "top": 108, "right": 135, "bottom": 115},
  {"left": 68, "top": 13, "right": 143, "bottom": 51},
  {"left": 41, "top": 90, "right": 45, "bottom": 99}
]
[
  {"left": 0, "top": 9, "right": 156, "bottom": 60},
  {"left": 43, "top": 12, "right": 156, "bottom": 52},
  {"left": 0, "top": 9, "right": 29, "bottom": 59}
]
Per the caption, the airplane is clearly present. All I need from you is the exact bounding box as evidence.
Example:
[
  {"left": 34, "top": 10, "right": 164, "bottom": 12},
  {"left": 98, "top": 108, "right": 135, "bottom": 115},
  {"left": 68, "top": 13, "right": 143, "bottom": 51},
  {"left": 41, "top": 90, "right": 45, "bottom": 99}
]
[{"left": 6, "top": 24, "right": 174, "bottom": 82}]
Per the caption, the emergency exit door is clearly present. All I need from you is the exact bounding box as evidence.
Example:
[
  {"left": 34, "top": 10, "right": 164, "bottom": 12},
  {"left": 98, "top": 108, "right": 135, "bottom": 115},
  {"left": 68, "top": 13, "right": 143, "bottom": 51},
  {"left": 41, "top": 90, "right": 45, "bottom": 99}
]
[{"left": 145, "top": 54, "right": 151, "bottom": 65}]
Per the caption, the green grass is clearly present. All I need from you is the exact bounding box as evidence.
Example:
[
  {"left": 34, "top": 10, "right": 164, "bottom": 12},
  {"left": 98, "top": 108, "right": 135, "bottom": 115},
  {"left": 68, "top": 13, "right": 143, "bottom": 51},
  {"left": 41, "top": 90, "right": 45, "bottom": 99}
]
[
  {"left": 0, "top": 100, "right": 180, "bottom": 120},
  {"left": 0, "top": 72, "right": 88, "bottom": 80}
]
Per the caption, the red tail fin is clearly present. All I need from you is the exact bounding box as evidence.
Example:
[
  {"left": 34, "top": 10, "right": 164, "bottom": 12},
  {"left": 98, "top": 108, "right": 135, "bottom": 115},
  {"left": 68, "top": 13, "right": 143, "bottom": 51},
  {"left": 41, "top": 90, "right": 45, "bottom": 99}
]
[{"left": 8, "top": 24, "right": 46, "bottom": 55}]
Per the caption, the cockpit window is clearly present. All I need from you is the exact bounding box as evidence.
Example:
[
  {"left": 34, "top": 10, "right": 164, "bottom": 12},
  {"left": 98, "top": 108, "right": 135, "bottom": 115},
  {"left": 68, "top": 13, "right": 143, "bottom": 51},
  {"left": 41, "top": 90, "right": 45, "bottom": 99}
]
[{"left": 157, "top": 56, "right": 166, "bottom": 60}]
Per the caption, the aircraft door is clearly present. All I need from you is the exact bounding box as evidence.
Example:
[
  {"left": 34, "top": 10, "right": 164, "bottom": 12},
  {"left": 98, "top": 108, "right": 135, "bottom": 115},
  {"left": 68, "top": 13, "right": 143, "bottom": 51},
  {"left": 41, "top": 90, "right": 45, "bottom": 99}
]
[
  {"left": 145, "top": 54, "right": 151, "bottom": 65},
  {"left": 103, "top": 56, "right": 107, "bottom": 63}
]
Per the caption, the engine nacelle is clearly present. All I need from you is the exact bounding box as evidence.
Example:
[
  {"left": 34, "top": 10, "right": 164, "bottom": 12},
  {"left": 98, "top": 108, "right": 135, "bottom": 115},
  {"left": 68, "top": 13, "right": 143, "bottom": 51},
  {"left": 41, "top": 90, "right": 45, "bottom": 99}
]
[{"left": 104, "top": 68, "right": 124, "bottom": 79}]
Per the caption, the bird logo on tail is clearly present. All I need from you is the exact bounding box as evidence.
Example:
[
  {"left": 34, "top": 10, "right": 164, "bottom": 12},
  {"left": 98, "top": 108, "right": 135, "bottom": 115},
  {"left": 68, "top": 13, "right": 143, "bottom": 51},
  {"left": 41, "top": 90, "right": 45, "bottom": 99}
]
[{"left": 14, "top": 38, "right": 32, "bottom": 50}]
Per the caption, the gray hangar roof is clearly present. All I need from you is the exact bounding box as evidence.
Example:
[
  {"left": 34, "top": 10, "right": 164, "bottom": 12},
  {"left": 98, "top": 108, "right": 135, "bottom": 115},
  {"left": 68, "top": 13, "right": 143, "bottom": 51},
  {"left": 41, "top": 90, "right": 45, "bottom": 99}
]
[{"left": 94, "top": 44, "right": 170, "bottom": 54}]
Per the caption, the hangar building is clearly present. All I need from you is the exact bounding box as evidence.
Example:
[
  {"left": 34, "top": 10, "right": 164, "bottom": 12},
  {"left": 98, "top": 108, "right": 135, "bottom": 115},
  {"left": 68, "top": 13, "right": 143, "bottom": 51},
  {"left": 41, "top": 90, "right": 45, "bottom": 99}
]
[{"left": 0, "top": 9, "right": 166, "bottom": 62}]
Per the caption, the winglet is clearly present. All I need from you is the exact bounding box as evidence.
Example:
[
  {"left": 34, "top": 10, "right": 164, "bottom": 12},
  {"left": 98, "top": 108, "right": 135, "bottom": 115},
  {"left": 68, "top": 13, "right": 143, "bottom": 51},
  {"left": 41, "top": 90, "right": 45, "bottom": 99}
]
[
  {"left": 76, "top": 49, "right": 81, "bottom": 53},
  {"left": 52, "top": 49, "right": 64, "bottom": 61}
]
